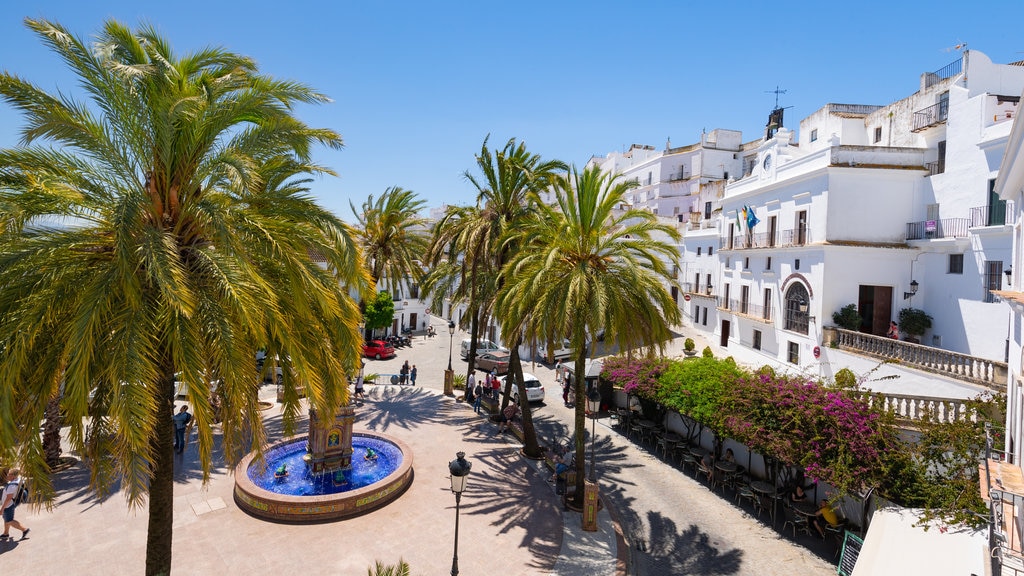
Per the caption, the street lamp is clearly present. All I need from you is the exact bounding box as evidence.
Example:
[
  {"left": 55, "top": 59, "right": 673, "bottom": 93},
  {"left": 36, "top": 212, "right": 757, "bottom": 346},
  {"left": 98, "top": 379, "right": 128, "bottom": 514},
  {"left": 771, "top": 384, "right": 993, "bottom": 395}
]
[
  {"left": 587, "top": 387, "right": 601, "bottom": 482},
  {"left": 447, "top": 320, "right": 456, "bottom": 372},
  {"left": 448, "top": 451, "right": 472, "bottom": 576},
  {"left": 444, "top": 320, "right": 456, "bottom": 396}
]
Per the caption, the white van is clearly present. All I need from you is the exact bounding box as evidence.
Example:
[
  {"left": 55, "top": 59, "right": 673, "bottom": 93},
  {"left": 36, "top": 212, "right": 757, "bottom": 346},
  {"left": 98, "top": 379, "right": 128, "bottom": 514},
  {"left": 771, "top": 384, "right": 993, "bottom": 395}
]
[
  {"left": 538, "top": 338, "right": 573, "bottom": 362},
  {"left": 460, "top": 338, "right": 507, "bottom": 360}
]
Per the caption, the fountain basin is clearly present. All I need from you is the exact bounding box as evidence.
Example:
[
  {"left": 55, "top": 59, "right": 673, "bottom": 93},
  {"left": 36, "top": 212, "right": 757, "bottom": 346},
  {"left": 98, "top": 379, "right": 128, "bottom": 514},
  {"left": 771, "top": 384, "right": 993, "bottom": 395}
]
[{"left": 234, "top": 431, "right": 413, "bottom": 522}]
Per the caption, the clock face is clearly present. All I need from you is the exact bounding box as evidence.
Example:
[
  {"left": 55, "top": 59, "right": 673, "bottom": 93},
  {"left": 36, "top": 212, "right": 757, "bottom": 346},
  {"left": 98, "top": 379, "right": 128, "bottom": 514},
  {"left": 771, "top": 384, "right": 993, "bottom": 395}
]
[{"left": 763, "top": 154, "right": 772, "bottom": 171}]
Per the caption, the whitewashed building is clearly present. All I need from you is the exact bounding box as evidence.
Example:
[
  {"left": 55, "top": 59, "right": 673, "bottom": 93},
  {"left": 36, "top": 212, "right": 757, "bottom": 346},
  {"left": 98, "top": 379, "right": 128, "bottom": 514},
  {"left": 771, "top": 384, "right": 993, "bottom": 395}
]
[{"left": 687, "top": 50, "right": 1024, "bottom": 372}]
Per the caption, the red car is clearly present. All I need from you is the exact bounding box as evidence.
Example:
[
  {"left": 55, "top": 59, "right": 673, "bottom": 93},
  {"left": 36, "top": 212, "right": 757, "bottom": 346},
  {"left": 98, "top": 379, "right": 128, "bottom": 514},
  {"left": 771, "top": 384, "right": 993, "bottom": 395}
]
[{"left": 363, "top": 340, "right": 396, "bottom": 360}]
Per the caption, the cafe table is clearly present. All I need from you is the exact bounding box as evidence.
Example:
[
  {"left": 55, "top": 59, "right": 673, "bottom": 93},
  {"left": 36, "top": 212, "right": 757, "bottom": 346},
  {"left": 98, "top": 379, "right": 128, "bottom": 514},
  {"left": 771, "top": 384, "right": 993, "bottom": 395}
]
[{"left": 750, "top": 480, "right": 779, "bottom": 522}]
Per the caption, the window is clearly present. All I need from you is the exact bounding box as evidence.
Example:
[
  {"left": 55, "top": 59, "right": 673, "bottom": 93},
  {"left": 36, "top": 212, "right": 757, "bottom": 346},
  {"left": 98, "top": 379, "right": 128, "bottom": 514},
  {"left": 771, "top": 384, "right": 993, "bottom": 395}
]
[
  {"left": 784, "top": 283, "right": 810, "bottom": 335},
  {"left": 948, "top": 254, "right": 964, "bottom": 274},
  {"left": 937, "top": 140, "right": 946, "bottom": 175},
  {"left": 874, "top": 126, "right": 882, "bottom": 143},
  {"left": 744, "top": 257, "right": 750, "bottom": 270},
  {"left": 740, "top": 285, "right": 750, "bottom": 314},
  {"left": 693, "top": 305, "right": 700, "bottom": 322},
  {"left": 810, "top": 129, "right": 818, "bottom": 142},
  {"left": 768, "top": 215, "right": 777, "bottom": 247},
  {"left": 796, "top": 210, "right": 808, "bottom": 244},
  {"left": 763, "top": 288, "right": 772, "bottom": 320},
  {"left": 728, "top": 223, "right": 735, "bottom": 249},
  {"left": 753, "top": 330, "right": 762, "bottom": 350},
  {"left": 410, "top": 284, "right": 420, "bottom": 299},
  {"left": 694, "top": 273, "right": 701, "bottom": 293},
  {"left": 989, "top": 179, "right": 1008, "bottom": 226},
  {"left": 723, "top": 284, "right": 731, "bottom": 309},
  {"left": 766, "top": 257, "right": 772, "bottom": 271},
  {"left": 725, "top": 257, "right": 731, "bottom": 268},
  {"left": 706, "top": 274, "right": 712, "bottom": 294},
  {"left": 702, "top": 307, "right": 708, "bottom": 326},
  {"left": 704, "top": 201, "right": 712, "bottom": 220},
  {"left": 646, "top": 172, "right": 652, "bottom": 186},
  {"left": 788, "top": 341, "right": 799, "bottom": 364},
  {"left": 985, "top": 261, "right": 1004, "bottom": 302},
  {"left": 795, "top": 258, "right": 801, "bottom": 271},
  {"left": 697, "top": 247, "right": 702, "bottom": 256},
  {"left": 708, "top": 246, "right": 714, "bottom": 256}
]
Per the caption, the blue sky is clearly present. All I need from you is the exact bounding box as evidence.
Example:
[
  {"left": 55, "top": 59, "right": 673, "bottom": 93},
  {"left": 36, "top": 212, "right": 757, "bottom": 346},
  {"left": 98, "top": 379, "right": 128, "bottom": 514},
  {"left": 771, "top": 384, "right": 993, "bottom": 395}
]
[{"left": 1, "top": 1, "right": 1021, "bottom": 220}]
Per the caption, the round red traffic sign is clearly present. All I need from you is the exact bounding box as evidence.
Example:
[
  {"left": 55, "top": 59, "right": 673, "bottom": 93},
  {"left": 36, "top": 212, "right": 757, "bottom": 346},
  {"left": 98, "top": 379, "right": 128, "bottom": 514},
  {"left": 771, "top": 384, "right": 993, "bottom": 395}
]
[
  {"left": 813, "top": 346, "right": 821, "bottom": 359},
  {"left": 683, "top": 294, "right": 691, "bottom": 302}
]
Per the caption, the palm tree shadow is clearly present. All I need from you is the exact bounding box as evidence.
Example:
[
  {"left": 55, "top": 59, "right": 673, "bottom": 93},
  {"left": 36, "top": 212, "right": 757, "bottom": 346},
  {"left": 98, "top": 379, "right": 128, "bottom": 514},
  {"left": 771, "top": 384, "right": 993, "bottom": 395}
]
[
  {"left": 602, "top": 483, "right": 743, "bottom": 575},
  {"left": 455, "top": 443, "right": 562, "bottom": 572}
]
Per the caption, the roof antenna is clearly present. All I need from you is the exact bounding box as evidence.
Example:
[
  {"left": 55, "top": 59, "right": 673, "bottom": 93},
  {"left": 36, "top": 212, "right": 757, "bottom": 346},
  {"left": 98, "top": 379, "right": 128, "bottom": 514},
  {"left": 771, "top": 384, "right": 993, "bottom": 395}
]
[{"left": 765, "top": 86, "right": 787, "bottom": 109}]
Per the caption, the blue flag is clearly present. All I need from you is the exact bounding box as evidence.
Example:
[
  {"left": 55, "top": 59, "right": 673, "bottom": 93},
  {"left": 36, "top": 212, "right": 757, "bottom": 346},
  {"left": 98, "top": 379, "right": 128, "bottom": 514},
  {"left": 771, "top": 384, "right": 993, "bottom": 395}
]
[{"left": 745, "top": 205, "right": 760, "bottom": 229}]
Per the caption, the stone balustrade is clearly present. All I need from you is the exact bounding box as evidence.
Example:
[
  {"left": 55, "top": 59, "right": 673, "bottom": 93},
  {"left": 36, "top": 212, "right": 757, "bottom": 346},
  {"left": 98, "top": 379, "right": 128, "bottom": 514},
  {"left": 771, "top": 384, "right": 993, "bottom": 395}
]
[
  {"left": 857, "top": 391, "right": 977, "bottom": 425},
  {"left": 829, "top": 327, "right": 1007, "bottom": 389}
]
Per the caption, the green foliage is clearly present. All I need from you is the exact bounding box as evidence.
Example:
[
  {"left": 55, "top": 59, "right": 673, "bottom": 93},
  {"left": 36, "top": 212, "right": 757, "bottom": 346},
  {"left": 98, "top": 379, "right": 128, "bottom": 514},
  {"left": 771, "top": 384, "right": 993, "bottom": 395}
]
[
  {"left": 452, "top": 373, "right": 467, "bottom": 390},
  {"left": 701, "top": 346, "right": 714, "bottom": 358},
  {"left": 364, "top": 291, "right": 396, "bottom": 331},
  {"left": 684, "top": 338, "right": 695, "bottom": 352},
  {"left": 898, "top": 308, "right": 933, "bottom": 337},
  {"left": 756, "top": 365, "right": 776, "bottom": 378},
  {"left": 656, "top": 357, "right": 743, "bottom": 436},
  {"left": 834, "top": 368, "right": 858, "bottom": 390},
  {"left": 832, "top": 304, "right": 862, "bottom": 330},
  {"left": 368, "top": 559, "right": 412, "bottom": 576}
]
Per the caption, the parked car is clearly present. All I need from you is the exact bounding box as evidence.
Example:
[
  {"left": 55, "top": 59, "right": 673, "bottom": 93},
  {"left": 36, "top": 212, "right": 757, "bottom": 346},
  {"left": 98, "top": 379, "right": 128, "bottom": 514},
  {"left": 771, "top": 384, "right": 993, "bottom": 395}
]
[
  {"left": 475, "top": 351, "right": 510, "bottom": 375},
  {"left": 363, "top": 339, "right": 396, "bottom": 360},
  {"left": 460, "top": 338, "right": 508, "bottom": 360},
  {"left": 538, "top": 338, "right": 573, "bottom": 362},
  {"left": 503, "top": 372, "right": 545, "bottom": 404}
]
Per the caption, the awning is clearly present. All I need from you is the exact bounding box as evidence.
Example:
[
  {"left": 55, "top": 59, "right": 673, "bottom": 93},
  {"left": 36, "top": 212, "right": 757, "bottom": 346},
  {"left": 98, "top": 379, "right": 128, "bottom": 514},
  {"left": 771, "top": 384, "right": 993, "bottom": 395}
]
[{"left": 849, "top": 508, "right": 987, "bottom": 576}]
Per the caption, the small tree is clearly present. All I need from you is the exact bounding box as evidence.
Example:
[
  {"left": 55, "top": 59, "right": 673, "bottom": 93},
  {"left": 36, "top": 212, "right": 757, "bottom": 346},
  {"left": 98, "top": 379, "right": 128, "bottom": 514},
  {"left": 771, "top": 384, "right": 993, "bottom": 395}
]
[
  {"left": 898, "top": 308, "right": 933, "bottom": 343},
  {"left": 364, "top": 290, "right": 396, "bottom": 337},
  {"left": 832, "top": 304, "right": 862, "bottom": 331},
  {"left": 702, "top": 346, "right": 714, "bottom": 358},
  {"left": 684, "top": 338, "right": 696, "bottom": 355}
]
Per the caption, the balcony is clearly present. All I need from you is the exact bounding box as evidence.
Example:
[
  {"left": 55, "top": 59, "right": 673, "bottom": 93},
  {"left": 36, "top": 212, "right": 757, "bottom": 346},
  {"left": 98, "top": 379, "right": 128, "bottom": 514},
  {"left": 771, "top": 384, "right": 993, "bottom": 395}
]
[
  {"left": 666, "top": 168, "right": 691, "bottom": 182},
  {"left": 719, "top": 298, "right": 772, "bottom": 322},
  {"left": 971, "top": 201, "right": 1017, "bottom": 227},
  {"left": 905, "top": 218, "right": 969, "bottom": 240},
  {"left": 912, "top": 100, "right": 950, "bottom": 132},
  {"left": 721, "top": 227, "right": 812, "bottom": 250},
  {"left": 828, "top": 327, "right": 1007, "bottom": 389}
]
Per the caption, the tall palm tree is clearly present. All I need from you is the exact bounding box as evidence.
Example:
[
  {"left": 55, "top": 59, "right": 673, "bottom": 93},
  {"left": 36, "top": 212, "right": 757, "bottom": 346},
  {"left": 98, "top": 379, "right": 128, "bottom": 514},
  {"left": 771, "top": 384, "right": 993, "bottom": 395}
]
[
  {"left": 428, "top": 137, "right": 563, "bottom": 458},
  {"left": 0, "top": 19, "right": 368, "bottom": 575},
  {"left": 351, "top": 186, "right": 429, "bottom": 286},
  {"left": 501, "top": 164, "right": 682, "bottom": 506}
]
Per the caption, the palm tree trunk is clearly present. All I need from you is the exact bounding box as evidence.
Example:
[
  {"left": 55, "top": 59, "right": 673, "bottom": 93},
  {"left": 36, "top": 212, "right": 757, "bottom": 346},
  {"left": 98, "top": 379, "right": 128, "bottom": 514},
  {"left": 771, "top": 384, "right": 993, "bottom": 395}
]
[
  {"left": 507, "top": 343, "right": 541, "bottom": 458},
  {"left": 146, "top": 363, "right": 177, "bottom": 576},
  {"left": 42, "top": 393, "right": 62, "bottom": 467},
  {"left": 571, "top": 354, "right": 587, "bottom": 509}
]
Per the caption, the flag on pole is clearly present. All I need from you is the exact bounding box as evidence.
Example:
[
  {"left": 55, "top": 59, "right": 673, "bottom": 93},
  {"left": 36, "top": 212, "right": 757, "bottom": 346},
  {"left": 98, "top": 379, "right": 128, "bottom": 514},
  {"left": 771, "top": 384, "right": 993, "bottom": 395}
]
[
  {"left": 735, "top": 208, "right": 743, "bottom": 231},
  {"left": 746, "top": 205, "right": 760, "bottom": 229}
]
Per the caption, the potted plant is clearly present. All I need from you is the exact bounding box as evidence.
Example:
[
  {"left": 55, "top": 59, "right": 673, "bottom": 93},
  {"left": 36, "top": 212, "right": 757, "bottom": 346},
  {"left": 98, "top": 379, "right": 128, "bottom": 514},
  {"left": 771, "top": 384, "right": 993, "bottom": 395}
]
[
  {"left": 684, "top": 338, "right": 696, "bottom": 356},
  {"left": 831, "top": 304, "right": 862, "bottom": 331},
  {"left": 897, "top": 307, "right": 933, "bottom": 344}
]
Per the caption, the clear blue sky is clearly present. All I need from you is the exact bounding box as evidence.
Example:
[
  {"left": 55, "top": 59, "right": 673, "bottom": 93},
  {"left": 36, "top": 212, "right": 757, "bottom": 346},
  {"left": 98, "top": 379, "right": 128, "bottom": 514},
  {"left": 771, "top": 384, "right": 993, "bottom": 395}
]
[{"left": 1, "top": 1, "right": 1021, "bottom": 220}]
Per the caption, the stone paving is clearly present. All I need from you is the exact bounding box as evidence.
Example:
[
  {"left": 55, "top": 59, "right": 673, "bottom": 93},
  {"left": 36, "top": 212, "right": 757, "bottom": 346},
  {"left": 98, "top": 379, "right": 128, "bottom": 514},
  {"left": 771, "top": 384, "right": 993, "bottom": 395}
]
[{"left": 1, "top": 321, "right": 857, "bottom": 575}]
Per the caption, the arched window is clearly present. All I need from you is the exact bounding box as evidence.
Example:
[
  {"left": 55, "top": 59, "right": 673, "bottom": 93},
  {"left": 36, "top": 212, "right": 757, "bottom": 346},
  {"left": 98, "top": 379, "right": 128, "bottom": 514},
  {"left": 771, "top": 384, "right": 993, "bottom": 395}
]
[{"left": 784, "top": 283, "right": 810, "bottom": 335}]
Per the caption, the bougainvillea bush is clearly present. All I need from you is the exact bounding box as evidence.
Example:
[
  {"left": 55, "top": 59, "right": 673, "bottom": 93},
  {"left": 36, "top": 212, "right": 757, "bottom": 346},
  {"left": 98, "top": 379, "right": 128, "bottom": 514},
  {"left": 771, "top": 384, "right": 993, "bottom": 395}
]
[{"left": 601, "top": 355, "right": 668, "bottom": 400}]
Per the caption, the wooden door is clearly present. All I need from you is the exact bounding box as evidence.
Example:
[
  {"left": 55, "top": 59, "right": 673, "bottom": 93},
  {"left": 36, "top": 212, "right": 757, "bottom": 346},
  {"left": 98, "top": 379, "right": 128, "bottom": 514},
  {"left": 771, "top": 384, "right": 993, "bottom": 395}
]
[{"left": 720, "top": 320, "right": 730, "bottom": 347}]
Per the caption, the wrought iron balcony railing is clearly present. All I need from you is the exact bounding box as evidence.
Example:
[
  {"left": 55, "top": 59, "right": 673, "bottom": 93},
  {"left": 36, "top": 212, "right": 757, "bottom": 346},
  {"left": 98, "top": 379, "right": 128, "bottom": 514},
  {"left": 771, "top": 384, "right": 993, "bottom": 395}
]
[
  {"left": 906, "top": 217, "right": 969, "bottom": 240},
  {"left": 912, "top": 100, "right": 950, "bottom": 132}
]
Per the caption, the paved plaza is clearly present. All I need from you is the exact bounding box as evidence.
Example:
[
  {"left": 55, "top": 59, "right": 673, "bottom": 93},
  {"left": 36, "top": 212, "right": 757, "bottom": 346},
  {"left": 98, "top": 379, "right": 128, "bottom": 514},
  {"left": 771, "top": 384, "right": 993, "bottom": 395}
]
[{"left": 0, "top": 322, "right": 866, "bottom": 575}]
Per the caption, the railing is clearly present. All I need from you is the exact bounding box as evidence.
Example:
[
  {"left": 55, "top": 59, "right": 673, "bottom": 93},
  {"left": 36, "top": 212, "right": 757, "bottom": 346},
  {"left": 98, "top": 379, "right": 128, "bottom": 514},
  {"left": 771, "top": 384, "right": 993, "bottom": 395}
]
[
  {"left": 925, "top": 57, "right": 963, "bottom": 89},
  {"left": 971, "top": 202, "right": 1016, "bottom": 227},
  {"left": 832, "top": 327, "right": 1007, "bottom": 388},
  {"left": 912, "top": 100, "right": 950, "bottom": 132},
  {"left": 666, "top": 169, "right": 691, "bottom": 182},
  {"left": 905, "top": 217, "right": 970, "bottom": 240},
  {"left": 857, "top": 391, "right": 977, "bottom": 425},
  {"left": 721, "top": 228, "right": 811, "bottom": 250},
  {"left": 719, "top": 298, "right": 773, "bottom": 322}
]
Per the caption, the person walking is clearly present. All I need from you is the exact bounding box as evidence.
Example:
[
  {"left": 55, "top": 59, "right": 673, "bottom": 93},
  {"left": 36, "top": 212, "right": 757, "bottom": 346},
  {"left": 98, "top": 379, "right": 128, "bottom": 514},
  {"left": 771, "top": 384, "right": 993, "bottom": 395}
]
[
  {"left": 173, "top": 405, "right": 192, "bottom": 454},
  {"left": 473, "top": 380, "right": 484, "bottom": 414},
  {"left": 1, "top": 468, "right": 29, "bottom": 541},
  {"left": 491, "top": 373, "right": 501, "bottom": 401},
  {"left": 400, "top": 361, "right": 410, "bottom": 385},
  {"left": 410, "top": 364, "right": 418, "bottom": 386}
]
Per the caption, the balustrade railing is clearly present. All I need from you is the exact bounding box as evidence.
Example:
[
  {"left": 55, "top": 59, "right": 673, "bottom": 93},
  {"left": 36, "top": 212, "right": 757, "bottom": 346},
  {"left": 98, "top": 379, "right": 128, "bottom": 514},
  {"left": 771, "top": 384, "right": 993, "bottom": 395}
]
[
  {"left": 722, "top": 227, "right": 811, "bottom": 250},
  {"left": 906, "top": 217, "right": 970, "bottom": 240},
  {"left": 719, "top": 298, "right": 772, "bottom": 321},
  {"left": 857, "top": 391, "right": 976, "bottom": 425},
  {"left": 832, "top": 327, "right": 1007, "bottom": 389},
  {"left": 912, "top": 99, "right": 950, "bottom": 131},
  {"left": 971, "top": 201, "right": 1016, "bottom": 227}
]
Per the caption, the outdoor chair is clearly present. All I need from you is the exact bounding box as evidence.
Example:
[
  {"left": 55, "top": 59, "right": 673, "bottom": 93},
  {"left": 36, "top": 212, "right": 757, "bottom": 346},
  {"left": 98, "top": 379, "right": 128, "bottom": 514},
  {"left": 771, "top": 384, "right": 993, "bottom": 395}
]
[
  {"left": 628, "top": 419, "right": 643, "bottom": 441},
  {"left": 781, "top": 504, "right": 812, "bottom": 538},
  {"left": 678, "top": 450, "right": 698, "bottom": 475}
]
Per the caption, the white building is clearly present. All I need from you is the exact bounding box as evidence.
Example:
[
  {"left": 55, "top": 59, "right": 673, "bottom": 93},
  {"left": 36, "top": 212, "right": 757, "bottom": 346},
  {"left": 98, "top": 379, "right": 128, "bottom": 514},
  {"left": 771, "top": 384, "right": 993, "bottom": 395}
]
[{"left": 683, "top": 50, "right": 1024, "bottom": 373}]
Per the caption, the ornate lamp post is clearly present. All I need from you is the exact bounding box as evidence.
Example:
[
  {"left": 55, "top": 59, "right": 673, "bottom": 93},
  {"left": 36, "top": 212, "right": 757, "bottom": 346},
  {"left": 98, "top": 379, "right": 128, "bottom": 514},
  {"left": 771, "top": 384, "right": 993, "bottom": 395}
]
[
  {"left": 448, "top": 451, "right": 472, "bottom": 576},
  {"left": 444, "top": 320, "right": 456, "bottom": 396}
]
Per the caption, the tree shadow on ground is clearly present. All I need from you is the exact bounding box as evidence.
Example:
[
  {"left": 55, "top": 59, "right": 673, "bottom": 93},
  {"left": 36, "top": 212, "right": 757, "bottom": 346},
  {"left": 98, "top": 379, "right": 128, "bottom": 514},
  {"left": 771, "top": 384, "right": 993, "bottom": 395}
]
[
  {"left": 602, "top": 482, "right": 744, "bottom": 575},
  {"left": 455, "top": 442, "right": 562, "bottom": 573}
]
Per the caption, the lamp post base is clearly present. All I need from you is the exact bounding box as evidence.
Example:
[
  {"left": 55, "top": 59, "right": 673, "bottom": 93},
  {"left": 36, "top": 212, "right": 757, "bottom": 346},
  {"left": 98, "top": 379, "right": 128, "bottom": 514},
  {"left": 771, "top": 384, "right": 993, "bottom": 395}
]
[
  {"left": 582, "top": 479, "right": 600, "bottom": 532},
  {"left": 443, "top": 368, "right": 454, "bottom": 397}
]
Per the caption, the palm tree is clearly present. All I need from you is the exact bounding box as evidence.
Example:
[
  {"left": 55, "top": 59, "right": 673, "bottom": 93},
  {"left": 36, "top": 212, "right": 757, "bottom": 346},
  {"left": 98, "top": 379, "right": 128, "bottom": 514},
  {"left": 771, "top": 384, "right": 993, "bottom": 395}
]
[
  {"left": 0, "top": 19, "right": 368, "bottom": 575},
  {"left": 501, "top": 164, "right": 682, "bottom": 506},
  {"left": 351, "top": 185, "right": 429, "bottom": 288}
]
